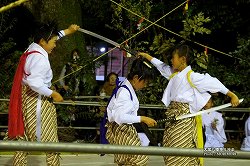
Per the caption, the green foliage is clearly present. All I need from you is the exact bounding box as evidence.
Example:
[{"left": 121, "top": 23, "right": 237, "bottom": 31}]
[
  {"left": 0, "top": 9, "right": 21, "bottom": 99},
  {"left": 110, "top": 0, "right": 151, "bottom": 31},
  {"left": 180, "top": 12, "right": 211, "bottom": 38},
  {"left": 149, "top": 34, "right": 176, "bottom": 57},
  {"left": 108, "top": 0, "right": 152, "bottom": 47},
  {"left": 228, "top": 37, "right": 250, "bottom": 106},
  {"left": 193, "top": 50, "right": 208, "bottom": 70},
  {"left": 78, "top": 53, "right": 98, "bottom": 96},
  {"left": 80, "top": 0, "right": 112, "bottom": 20}
]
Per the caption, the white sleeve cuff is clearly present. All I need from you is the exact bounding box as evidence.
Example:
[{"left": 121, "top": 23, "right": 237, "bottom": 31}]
[
  {"left": 36, "top": 86, "right": 53, "bottom": 96},
  {"left": 151, "top": 57, "right": 163, "bottom": 66},
  {"left": 115, "top": 115, "right": 141, "bottom": 124},
  {"left": 133, "top": 116, "right": 141, "bottom": 123},
  {"left": 221, "top": 88, "right": 229, "bottom": 95}
]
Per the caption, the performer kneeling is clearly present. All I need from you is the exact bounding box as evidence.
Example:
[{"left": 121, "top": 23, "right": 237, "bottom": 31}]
[
  {"left": 202, "top": 98, "right": 227, "bottom": 148},
  {"left": 241, "top": 113, "right": 250, "bottom": 151}
]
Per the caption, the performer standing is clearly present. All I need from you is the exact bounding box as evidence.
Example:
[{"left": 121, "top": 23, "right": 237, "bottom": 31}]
[
  {"left": 59, "top": 48, "right": 83, "bottom": 96},
  {"left": 138, "top": 44, "right": 239, "bottom": 166},
  {"left": 106, "top": 58, "right": 157, "bottom": 166},
  {"left": 202, "top": 98, "right": 227, "bottom": 148},
  {"left": 6, "top": 21, "right": 79, "bottom": 166}
]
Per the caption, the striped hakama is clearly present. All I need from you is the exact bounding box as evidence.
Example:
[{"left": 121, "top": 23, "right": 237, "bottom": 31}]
[
  {"left": 106, "top": 122, "right": 148, "bottom": 166},
  {"left": 163, "top": 101, "right": 200, "bottom": 166},
  {"left": 6, "top": 85, "right": 60, "bottom": 166}
]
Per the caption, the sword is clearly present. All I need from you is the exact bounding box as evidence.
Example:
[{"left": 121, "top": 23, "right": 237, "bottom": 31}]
[
  {"left": 157, "top": 98, "right": 244, "bottom": 123},
  {"left": 78, "top": 28, "right": 135, "bottom": 55},
  {"left": 78, "top": 28, "right": 152, "bottom": 68},
  {"left": 78, "top": 28, "right": 120, "bottom": 48}
]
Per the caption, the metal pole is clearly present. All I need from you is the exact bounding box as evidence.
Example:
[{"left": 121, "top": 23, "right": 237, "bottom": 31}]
[
  {"left": 0, "top": 141, "right": 249, "bottom": 159},
  {"left": 0, "top": 126, "right": 244, "bottom": 133},
  {"left": 0, "top": 98, "right": 250, "bottom": 112}
]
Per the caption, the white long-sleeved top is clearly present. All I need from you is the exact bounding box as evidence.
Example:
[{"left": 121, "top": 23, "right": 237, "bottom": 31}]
[
  {"left": 241, "top": 116, "right": 250, "bottom": 150},
  {"left": 202, "top": 111, "right": 227, "bottom": 148},
  {"left": 22, "top": 31, "right": 65, "bottom": 96},
  {"left": 151, "top": 58, "right": 229, "bottom": 113},
  {"left": 107, "top": 79, "right": 141, "bottom": 125}
]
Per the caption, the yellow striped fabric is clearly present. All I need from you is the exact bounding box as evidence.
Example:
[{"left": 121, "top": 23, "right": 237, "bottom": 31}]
[
  {"left": 169, "top": 69, "right": 204, "bottom": 165},
  {"left": 106, "top": 122, "right": 148, "bottom": 166},
  {"left": 9, "top": 85, "right": 60, "bottom": 166},
  {"left": 195, "top": 115, "right": 204, "bottom": 166},
  {"left": 163, "top": 101, "right": 200, "bottom": 166}
]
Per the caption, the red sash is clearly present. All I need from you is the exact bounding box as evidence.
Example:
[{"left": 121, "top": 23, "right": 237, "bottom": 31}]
[{"left": 8, "top": 51, "right": 41, "bottom": 138}]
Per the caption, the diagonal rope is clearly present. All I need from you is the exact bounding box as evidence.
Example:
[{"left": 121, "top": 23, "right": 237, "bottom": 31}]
[
  {"left": 110, "top": 0, "right": 242, "bottom": 60},
  {"left": 0, "top": 0, "right": 29, "bottom": 13},
  {"left": 52, "top": 1, "right": 186, "bottom": 84},
  {"left": 110, "top": 0, "right": 186, "bottom": 40}
]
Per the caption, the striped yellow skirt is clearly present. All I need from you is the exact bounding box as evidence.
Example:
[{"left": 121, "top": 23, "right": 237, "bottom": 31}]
[
  {"left": 5, "top": 85, "right": 60, "bottom": 166},
  {"left": 106, "top": 122, "right": 148, "bottom": 166},
  {"left": 163, "top": 101, "right": 200, "bottom": 166}
]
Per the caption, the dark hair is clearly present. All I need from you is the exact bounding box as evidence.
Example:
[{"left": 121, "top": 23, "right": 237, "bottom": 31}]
[
  {"left": 71, "top": 48, "right": 80, "bottom": 57},
  {"left": 34, "top": 20, "right": 60, "bottom": 43},
  {"left": 105, "top": 72, "right": 118, "bottom": 82},
  {"left": 127, "top": 58, "right": 154, "bottom": 81},
  {"left": 172, "top": 44, "right": 191, "bottom": 65}
]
